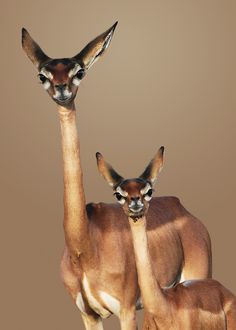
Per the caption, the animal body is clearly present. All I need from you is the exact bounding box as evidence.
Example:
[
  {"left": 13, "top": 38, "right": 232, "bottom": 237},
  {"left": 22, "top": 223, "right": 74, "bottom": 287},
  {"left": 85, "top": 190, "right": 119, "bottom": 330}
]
[
  {"left": 97, "top": 147, "right": 236, "bottom": 329},
  {"left": 22, "top": 25, "right": 212, "bottom": 329}
]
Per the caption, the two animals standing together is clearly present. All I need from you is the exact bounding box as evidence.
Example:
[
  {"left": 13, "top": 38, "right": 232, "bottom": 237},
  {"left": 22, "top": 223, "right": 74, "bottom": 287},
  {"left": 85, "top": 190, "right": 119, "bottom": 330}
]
[{"left": 22, "top": 22, "right": 236, "bottom": 329}]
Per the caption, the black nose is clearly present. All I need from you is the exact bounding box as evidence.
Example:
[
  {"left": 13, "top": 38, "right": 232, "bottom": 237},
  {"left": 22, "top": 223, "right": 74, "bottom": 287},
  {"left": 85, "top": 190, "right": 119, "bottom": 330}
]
[
  {"left": 131, "top": 196, "right": 140, "bottom": 201},
  {"left": 130, "top": 204, "right": 143, "bottom": 211},
  {"left": 55, "top": 84, "right": 67, "bottom": 90}
]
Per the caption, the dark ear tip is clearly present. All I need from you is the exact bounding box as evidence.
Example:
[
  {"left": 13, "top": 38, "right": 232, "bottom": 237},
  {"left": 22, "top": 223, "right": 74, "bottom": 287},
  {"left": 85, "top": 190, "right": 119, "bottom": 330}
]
[
  {"left": 21, "top": 28, "right": 26, "bottom": 41},
  {"left": 96, "top": 152, "right": 102, "bottom": 160},
  {"left": 110, "top": 21, "right": 118, "bottom": 32},
  {"left": 113, "top": 21, "right": 118, "bottom": 29},
  {"left": 159, "top": 146, "right": 165, "bottom": 154},
  {"left": 22, "top": 27, "right": 27, "bottom": 37}
]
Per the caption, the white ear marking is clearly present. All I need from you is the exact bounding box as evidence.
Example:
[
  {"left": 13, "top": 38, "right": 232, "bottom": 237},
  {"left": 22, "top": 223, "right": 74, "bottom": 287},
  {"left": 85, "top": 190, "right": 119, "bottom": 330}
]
[{"left": 104, "top": 31, "right": 113, "bottom": 50}]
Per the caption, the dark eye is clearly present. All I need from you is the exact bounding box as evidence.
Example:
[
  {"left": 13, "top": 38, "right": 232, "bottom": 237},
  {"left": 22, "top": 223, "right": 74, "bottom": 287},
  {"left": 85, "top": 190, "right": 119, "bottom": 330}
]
[
  {"left": 114, "top": 192, "right": 123, "bottom": 201},
  {"left": 146, "top": 189, "right": 153, "bottom": 197},
  {"left": 38, "top": 74, "right": 47, "bottom": 83},
  {"left": 76, "top": 69, "right": 86, "bottom": 80}
]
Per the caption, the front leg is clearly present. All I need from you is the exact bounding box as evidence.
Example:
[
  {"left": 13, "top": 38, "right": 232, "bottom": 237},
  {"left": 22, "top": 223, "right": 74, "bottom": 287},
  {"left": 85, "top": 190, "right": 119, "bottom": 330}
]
[
  {"left": 119, "top": 307, "right": 137, "bottom": 330},
  {"left": 81, "top": 314, "right": 104, "bottom": 330}
]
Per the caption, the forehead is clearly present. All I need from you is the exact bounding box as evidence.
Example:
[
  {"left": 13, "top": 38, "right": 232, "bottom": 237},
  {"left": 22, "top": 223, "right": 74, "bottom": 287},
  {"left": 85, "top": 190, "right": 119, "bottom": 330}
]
[
  {"left": 44, "top": 59, "right": 76, "bottom": 74},
  {"left": 119, "top": 179, "right": 147, "bottom": 194}
]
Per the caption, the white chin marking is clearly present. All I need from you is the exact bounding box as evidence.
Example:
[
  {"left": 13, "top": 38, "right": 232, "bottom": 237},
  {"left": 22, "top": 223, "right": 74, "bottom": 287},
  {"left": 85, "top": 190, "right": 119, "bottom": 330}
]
[
  {"left": 43, "top": 81, "right": 51, "bottom": 90},
  {"left": 72, "top": 77, "right": 81, "bottom": 86}
]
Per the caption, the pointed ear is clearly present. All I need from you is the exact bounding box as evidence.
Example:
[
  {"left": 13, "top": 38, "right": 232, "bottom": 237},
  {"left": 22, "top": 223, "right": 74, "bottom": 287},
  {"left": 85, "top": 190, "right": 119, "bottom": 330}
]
[
  {"left": 74, "top": 21, "right": 118, "bottom": 70},
  {"left": 96, "top": 152, "right": 123, "bottom": 188},
  {"left": 139, "top": 146, "right": 165, "bottom": 184},
  {"left": 21, "top": 28, "right": 50, "bottom": 69}
]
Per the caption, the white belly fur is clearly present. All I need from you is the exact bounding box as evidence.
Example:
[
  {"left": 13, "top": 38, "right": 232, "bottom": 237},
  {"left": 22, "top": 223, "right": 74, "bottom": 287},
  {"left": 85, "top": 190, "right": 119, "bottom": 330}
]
[{"left": 80, "top": 273, "right": 121, "bottom": 318}]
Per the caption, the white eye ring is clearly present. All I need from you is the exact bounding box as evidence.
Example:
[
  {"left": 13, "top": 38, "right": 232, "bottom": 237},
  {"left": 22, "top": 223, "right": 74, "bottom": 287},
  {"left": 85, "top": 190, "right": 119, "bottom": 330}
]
[
  {"left": 144, "top": 195, "right": 152, "bottom": 202},
  {"left": 43, "top": 80, "right": 51, "bottom": 90},
  {"left": 117, "top": 198, "right": 126, "bottom": 205},
  {"left": 72, "top": 77, "right": 81, "bottom": 86}
]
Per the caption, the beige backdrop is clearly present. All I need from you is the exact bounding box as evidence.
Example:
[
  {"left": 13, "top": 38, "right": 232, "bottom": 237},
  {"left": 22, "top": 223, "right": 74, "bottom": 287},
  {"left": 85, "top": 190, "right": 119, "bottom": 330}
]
[{"left": 1, "top": 0, "right": 236, "bottom": 329}]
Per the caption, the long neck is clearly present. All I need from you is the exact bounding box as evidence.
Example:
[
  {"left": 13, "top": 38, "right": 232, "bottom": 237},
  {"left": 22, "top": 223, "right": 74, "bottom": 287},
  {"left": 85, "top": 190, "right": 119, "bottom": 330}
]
[
  {"left": 58, "top": 102, "right": 90, "bottom": 257},
  {"left": 129, "top": 217, "right": 169, "bottom": 316}
]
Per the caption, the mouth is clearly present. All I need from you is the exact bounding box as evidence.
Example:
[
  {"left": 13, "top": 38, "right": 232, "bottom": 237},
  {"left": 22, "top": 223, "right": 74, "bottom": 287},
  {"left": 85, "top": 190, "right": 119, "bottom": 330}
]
[
  {"left": 53, "top": 90, "right": 73, "bottom": 105},
  {"left": 53, "top": 95, "right": 73, "bottom": 105},
  {"left": 129, "top": 208, "right": 145, "bottom": 221}
]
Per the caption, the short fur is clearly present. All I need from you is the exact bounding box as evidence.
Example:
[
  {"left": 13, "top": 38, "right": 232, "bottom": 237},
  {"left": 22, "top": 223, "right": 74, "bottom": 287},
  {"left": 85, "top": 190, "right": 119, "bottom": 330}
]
[
  {"left": 128, "top": 217, "right": 236, "bottom": 329},
  {"left": 22, "top": 25, "right": 212, "bottom": 330}
]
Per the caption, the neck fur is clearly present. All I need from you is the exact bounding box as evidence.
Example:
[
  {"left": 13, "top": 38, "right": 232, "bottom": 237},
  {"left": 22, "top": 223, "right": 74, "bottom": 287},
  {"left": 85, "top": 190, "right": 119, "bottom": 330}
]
[
  {"left": 58, "top": 102, "right": 91, "bottom": 257},
  {"left": 128, "top": 216, "right": 168, "bottom": 316}
]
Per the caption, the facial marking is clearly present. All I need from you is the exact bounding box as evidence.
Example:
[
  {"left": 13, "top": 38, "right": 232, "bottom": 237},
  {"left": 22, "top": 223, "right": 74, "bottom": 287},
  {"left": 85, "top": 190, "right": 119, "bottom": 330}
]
[
  {"left": 116, "top": 186, "right": 128, "bottom": 197},
  {"left": 43, "top": 80, "right": 51, "bottom": 90},
  {"left": 114, "top": 186, "right": 127, "bottom": 205},
  {"left": 129, "top": 199, "right": 144, "bottom": 209},
  {"left": 141, "top": 183, "right": 152, "bottom": 195},
  {"left": 68, "top": 64, "right": 82, "bottom": 78},
  {"left": 40, "top": 68, "right": 53, "bottom": 80},
  {"left": 72, "top": 77, "right": 81, "bottom": 86},
  {"left": 53, "top": 88, "right": 72, "bottom": 100}
]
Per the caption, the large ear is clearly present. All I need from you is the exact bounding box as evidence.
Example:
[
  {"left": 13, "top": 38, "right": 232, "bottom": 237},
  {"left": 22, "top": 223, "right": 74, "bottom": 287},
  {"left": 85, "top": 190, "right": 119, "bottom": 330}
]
[
  {"left": 96, "top": 152, "right": 123, "bottom": 188},
  {"left": 21, "top": 28, "right": 50, "bottom": 69},
  {"left": 139, "top": 146, "right": 165, "bottom": 184},
  {"left": 74, "top": 21, "right": 118, "bottom": 70}
]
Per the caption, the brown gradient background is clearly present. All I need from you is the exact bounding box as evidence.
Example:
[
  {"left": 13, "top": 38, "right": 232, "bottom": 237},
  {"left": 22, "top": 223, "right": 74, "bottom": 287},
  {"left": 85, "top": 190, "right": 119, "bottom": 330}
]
[{"left": 1, "top": 1, "right": 236, "bottom": 329}]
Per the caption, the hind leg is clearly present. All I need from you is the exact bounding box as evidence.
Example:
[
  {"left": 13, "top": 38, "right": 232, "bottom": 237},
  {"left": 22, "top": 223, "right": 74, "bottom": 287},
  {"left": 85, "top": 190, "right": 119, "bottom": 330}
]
[
  {"left": 180, "top": 247, "right": 211, "bottom": 282},
  {"left": 225, "top": 302, "right": 236, "bottom": 330},
  {"left": 178, "top": 216, "right": 212, "bottom": 281}
]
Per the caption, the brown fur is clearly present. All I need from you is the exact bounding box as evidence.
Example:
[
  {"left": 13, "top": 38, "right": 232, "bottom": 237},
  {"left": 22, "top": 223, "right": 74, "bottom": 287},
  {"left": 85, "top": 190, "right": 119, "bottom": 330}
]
[
  {"left": 61, "top": 194, "right": 212, "bottom": 329},
  {"left": 128, "top": 217, "right": 236, "bottom": 329},
  {"left": 22, "top": 24, "right": 212, "bottom": 329}
]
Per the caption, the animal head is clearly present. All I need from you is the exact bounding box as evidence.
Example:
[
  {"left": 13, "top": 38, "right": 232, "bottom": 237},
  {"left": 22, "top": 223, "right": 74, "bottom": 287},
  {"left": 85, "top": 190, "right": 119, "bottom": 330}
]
[
  {"left": 21, "top": 22, "right": 118, "bottom": 106},
  {"left": 96, "top": 147, "right": 164, "bottom": 220}
]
